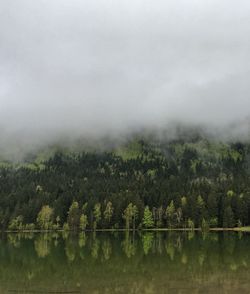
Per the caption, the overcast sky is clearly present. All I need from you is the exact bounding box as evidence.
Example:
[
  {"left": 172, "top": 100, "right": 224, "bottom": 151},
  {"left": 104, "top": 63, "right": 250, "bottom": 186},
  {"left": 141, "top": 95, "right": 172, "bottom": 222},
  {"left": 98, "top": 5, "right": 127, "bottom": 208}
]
[{"left": 1, "top": 0, "right": 250, "bottom": 156}]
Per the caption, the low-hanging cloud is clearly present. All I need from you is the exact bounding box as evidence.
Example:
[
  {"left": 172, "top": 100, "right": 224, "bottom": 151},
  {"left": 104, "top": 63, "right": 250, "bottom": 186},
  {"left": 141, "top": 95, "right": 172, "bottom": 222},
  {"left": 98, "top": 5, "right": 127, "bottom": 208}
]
[{"left": 1, "top": 0, "right": 250, "bottom": 158}]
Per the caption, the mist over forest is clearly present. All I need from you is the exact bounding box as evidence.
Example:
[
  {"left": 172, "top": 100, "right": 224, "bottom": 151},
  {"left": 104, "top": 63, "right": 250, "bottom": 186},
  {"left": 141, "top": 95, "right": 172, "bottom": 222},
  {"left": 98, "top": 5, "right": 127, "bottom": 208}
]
[
  {"left": 1, "top": 1, "right": 250, "bottom": 233},
  {"left": 1, "top": 0, "right": 250, "bottom": 160}
]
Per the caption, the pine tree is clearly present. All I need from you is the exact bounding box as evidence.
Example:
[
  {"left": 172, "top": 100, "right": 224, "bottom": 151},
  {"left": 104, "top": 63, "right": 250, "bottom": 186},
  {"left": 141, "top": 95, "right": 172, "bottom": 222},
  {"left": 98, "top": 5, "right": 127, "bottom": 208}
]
[
  {"left": 67, "top": 201, "right": 80, "bottom": 231},
  {"left": 123, "top": 203, "right": 134, "bottom": 230},
  {"left": 142, "top": 206, "right": 154, "bottom": 228}
]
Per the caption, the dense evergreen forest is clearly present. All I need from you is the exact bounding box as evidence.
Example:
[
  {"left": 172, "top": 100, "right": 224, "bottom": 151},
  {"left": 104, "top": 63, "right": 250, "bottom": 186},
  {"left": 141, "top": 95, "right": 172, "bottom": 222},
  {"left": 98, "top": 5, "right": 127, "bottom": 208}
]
[{"left": 1, "top": 136, "right": 250, "bottom": 231}]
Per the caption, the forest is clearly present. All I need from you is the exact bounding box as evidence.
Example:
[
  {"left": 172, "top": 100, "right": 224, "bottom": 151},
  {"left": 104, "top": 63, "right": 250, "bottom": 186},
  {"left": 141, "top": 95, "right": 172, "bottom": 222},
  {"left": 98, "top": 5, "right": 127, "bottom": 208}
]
[{"left": 1, "top": 136, "right": 250, "bottom": 231}]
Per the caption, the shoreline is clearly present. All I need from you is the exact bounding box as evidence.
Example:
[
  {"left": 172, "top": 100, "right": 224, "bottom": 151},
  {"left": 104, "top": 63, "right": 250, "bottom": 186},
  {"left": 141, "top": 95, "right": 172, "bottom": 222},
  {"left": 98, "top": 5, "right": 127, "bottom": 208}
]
[{"left": 3, "top": 227, "right": 250, "bottom": 233}]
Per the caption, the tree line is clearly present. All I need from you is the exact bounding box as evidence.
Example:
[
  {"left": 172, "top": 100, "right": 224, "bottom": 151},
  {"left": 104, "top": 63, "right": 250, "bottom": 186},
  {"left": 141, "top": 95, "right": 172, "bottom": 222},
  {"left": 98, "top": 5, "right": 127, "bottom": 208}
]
[{"left": 1, "top": 138, "right": 250, "bottom": 231}]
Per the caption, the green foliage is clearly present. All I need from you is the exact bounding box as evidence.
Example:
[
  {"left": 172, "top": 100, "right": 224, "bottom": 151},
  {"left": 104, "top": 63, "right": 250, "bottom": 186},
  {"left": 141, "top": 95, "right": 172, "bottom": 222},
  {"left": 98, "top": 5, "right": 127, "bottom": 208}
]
[
  {"left": 93, "top": 203, "right": 101, "bottom": 230},
  {"left": 37, "top": 205, "right": 53, "bottom": 230},
  {"left": 115, "top": 140, "right": 142, "bottom": 160},
  {"left": 142, "top": 232, "right": 154, "bottom": 254},
  {"left": 67, "top": 201, "right": 80, "bottom": 231},
  {"left": 166, "top": 200, "right": 175, "bottom": 228},
  {"left": 79, "top": 214, "right": 88, "bottom": 231},
  {"left": 132, "top": 205, "right": 138, "bottom": 230},
  {"left": 25, "top": 223, "right": 35, "bottom": 230},
  {"left": 123, "top": 203, "right": 136, "bottom": 230},
  {"left": 8, "top": 216, "right": 24, "bottom": 231},
  {"left": 142, "top": 206, "right": 154, "bottom": 228},
  {"left": 1, "top": 138, "right": 250, "bottom": 231},
  {"left": 55, "top": 216, "right": 60, "bottom": 229},
  {"left": 227, "top": 190, "right": 234, "bottom": 198},
  {"left": 104, "top": 201, "right": 114, "bottom": 225},
  {"left": 82, "top": 203, "right": 88, "bottom": 213}
]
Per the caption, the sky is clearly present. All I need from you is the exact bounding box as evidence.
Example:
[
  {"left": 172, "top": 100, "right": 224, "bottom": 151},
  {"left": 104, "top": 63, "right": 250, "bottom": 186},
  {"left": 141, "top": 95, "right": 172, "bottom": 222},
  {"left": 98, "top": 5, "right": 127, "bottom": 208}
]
[{"left": 1, "top": 0, "right": 250, "bottom": 157}]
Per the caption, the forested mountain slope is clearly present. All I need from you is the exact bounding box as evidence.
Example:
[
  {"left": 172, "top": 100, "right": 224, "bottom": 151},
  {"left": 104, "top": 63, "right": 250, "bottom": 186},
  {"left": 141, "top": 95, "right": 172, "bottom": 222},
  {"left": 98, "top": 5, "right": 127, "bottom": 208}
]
[{"left": 1, "top": 137, "right": 250, "bottom": 230}]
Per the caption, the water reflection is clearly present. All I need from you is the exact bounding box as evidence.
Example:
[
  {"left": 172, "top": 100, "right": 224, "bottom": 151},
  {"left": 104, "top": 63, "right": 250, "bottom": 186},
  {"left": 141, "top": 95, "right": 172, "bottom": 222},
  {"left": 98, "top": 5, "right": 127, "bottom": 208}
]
[{"left": 1, "top": 231, "right": 250, "bottom": 293}]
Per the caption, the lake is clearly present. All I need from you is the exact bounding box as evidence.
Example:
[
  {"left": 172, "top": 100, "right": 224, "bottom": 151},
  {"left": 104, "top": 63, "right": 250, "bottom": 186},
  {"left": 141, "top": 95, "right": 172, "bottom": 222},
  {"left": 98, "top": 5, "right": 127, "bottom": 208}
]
[{"left": 0, "top": 231, "right": 250, "bottom": 293}]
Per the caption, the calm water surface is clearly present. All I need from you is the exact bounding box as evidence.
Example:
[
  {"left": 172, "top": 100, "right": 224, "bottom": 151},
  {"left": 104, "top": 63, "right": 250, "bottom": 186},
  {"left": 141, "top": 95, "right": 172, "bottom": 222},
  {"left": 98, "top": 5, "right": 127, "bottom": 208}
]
[{"left": 0, "top": 231, "right": 250, "bottom": 293}]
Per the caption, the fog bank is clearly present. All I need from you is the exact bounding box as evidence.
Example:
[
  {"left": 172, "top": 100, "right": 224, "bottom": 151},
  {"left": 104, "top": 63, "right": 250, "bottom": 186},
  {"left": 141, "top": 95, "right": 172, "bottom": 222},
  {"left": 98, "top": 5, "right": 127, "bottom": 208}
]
[{"left": 1, "top": 0, "right": 250, "bottom": 158}]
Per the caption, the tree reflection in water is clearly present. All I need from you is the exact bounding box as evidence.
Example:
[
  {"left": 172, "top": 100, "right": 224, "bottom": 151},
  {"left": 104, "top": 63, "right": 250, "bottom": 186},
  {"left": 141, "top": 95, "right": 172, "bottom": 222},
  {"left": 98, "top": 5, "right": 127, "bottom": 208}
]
[{"left": 0, "top": 231, "right": 250, "bottom": 294}]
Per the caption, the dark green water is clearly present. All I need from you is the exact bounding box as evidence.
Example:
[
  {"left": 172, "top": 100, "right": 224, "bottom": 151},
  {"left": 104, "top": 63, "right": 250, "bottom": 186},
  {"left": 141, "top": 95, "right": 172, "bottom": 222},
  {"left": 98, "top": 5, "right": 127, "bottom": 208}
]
[{"left": 0, "top": 231, "right": 250, "bottom": 293}]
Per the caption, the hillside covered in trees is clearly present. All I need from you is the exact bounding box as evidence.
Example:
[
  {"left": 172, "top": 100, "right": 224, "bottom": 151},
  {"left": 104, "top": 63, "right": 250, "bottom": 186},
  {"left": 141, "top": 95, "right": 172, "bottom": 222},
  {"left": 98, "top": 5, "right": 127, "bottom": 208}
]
[{"left": 1, "top": 136, "right": 250, "bottom": 231}]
